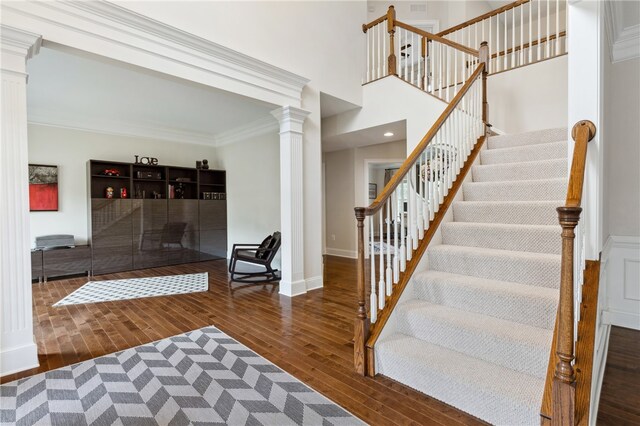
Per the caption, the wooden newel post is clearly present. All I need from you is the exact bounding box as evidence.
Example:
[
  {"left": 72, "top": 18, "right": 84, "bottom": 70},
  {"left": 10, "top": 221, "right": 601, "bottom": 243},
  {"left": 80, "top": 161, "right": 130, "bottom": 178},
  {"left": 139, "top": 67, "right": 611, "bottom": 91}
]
[
  {"left": 479, "top": 41, "right": 489, "bottom": 129},
  {"left": 552, "top": 206, "right": 581, "bottom": 425},
  {"left": 354, "top": 207, "right": 370, "bottom": 376},
  {"left": 387, "top": 6, "right": 397, "bottom": 76}
]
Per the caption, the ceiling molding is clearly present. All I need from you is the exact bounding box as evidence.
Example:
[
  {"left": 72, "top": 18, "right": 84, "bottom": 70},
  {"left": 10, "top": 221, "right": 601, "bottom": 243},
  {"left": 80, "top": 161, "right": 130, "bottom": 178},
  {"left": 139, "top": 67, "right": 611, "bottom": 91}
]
[
  {"left": 604, "top": 1, "right": 640, "bottom": 63},
  {"left": 214, "top": 116, "right": 279, "bottom": 147},
  {"left": 28, "top": 111, "right": 215, "bottom": 147},
  {"left": 3, "top": 1, "right": 310, "bottom": 106}
]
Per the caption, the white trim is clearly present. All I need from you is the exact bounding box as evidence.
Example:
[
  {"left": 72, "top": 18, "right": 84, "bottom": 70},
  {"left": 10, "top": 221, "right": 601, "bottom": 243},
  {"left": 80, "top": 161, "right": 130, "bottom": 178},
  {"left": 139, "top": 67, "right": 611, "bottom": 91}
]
[
  {"left": 214, "top": 116, "right": 279, "bottom": 147},
  {"left": 305, "top": 275, "right": 324, "bottom": 291},
  {"left": 601, "top": 235, "right": 640, "bottom": 330},
  {"left": 604, "top": 1, "right": 640, "bottom": 63},
  {"left": 603, "top": 310, "right": 640, "bottom": 330},
  {"left": 28, "top": 112, "right": 215, "bottom": 146},
  {"left": 2, "top": 1, "right": 309, "bottom": 106},
  {"left": 0, "top": 342, "right": 39, "bottom": 377},
  {"left": 279, "top": 279, "right": 307, "bottom": 297},
  {"left": 325, "top": 248, "right": 358, "bottom": 259},
  {"left": 589, "top": 323, "right": 611, "bottom": 425}
]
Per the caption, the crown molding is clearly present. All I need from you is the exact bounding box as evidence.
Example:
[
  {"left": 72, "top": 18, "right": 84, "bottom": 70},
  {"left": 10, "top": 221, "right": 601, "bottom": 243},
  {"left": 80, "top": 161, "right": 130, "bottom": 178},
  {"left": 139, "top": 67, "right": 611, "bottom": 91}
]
[
  {"left": 0, "top": 25, "right": 42, "bottom": 74},
  {"left": 214, "top": 116, "right": 279, "bottom": 147},
  {"left": 2, "top": 1, "right": 310, "bottom": 105},
  {"left": 28, "top": 110, "right": 215, "bottom": 147},
  {"left": 604, "top": 1, "right": 640, "bottom": 63}
]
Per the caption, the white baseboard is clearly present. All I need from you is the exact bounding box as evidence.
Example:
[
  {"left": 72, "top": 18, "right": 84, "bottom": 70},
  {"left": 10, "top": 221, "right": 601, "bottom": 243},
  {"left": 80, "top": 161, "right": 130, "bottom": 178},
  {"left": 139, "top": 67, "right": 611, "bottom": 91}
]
[
  {"left": 279, "top": 279, "right": 307, "bottom": 297},
  {"left": 0, "top": 341, "right": 39, "bottom": 377},
  {"left": 305, "top": 275, "right": 323, "bottom": 291},
  {"left": 325, "top": 248, "right": 357, "bottom": 259}
]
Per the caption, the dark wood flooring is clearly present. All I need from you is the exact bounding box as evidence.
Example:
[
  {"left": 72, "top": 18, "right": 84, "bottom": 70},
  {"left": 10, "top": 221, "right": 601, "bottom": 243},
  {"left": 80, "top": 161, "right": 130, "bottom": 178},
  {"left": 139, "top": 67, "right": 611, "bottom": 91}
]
[
  {"left": 597, "top": 326, "right": 640, "bottom": 425},
  {"left": 2, "top": 257, "right": 484, "bottom": 425},
  {"left": 3, "top": 257, "right": 637, "bottom": 425}
]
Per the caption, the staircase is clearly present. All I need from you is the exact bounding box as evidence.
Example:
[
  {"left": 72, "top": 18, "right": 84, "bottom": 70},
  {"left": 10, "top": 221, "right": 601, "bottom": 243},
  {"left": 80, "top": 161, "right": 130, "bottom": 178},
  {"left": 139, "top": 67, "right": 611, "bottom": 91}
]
[{"left": 375, "top": 128, "right": 567, "bottom": 424}]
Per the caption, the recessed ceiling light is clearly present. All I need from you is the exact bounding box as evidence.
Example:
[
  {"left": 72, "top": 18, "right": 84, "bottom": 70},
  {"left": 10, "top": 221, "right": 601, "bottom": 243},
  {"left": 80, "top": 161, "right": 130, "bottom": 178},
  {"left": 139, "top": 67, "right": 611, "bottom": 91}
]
[{"left": 384, "top": 132, "right": 394, "bottom": 137}]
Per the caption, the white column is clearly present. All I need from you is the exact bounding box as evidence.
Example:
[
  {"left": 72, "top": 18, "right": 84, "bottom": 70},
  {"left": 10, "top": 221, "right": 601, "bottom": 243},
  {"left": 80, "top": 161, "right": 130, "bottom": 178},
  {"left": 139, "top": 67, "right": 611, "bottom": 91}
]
[
  {"left": 0, "top": 25, "right": 42, "bottom": 377},
  {"left": 271, "top": 106, "right": 310, "bottom": 297}
]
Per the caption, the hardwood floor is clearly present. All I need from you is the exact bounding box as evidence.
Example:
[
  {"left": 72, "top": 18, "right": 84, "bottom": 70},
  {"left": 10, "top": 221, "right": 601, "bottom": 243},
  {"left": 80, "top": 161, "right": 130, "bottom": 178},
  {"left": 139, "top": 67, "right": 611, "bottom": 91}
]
[
  {"left": 2, "top": 256, "right": 485, "bottom": 425},
  {"left": 597, "top": 326, "right": 640, "bottom": 425}
]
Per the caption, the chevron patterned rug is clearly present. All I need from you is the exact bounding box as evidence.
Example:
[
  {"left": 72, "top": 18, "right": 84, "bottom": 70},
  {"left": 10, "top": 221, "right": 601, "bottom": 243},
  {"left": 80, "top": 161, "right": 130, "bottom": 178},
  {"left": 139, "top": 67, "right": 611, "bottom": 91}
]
[
  {"left": 53, "top": 273, "right": 209, "bottom": 306},
  {"left": 0, "top": 326, "right": 363, "bottom": 425}
]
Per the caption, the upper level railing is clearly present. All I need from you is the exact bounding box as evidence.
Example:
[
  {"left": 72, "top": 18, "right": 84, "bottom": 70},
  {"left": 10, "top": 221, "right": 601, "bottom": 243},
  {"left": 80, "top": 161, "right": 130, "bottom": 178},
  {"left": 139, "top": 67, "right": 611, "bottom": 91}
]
[
  {"left": 363, "top": 6, "right": 480, "bottom": 102},
  {"left": 353, "top": 44, "right": 489, "bottom": 376},
  {"left": 437, "top": 0, "right": 567, "bottom": 74},
  {"left": 540, "top": 120, "right": 595, "bottom": 424}
]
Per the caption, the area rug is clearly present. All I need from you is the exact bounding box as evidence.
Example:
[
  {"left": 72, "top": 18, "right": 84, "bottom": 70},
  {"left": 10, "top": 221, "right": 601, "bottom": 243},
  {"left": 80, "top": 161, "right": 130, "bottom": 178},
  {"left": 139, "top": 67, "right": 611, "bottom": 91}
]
[
  {"left": 0, "top": 326, "right": 363, "bottom": 425},
  {"left": 53, "top": 273, "right": 208, "bottom": 307}
]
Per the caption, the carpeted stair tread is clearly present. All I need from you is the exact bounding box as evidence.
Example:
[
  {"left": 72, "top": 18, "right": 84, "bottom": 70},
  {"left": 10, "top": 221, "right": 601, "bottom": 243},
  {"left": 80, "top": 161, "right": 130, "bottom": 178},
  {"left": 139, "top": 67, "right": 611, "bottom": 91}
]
[
  {"left": 375, "top": 334, "right": 545, "bottom": 425},
  {"left": 441, "top": 222, "right": 561, "bottom": 254},
  {"left": 487, "top": 128, "right": 567, "bottom": 150},
  {"left": 463, "top": 177, "right": 566, "bottom": 201},
  {"left": 480, "top": 140, "right": 566, "bottom": 165},
  {"left": 428, "top": 244, "right": 560, "bottom": 288},
  {"left": 452, "top": 200, "right": 562, "bottom": 225},
  {"left": 413, "top": 270, "right": 558, "bottom": 329},
  {"left": 396, "top": 300, "right": 552, "bottom": 378},
  {"left": 472, "top": 158, "right": 567, "bottom": 182}
]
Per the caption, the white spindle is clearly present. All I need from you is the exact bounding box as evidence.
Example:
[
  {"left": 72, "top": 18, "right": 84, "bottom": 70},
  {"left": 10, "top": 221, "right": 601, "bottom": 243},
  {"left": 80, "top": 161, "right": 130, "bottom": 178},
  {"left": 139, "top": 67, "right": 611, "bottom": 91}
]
[
  {"left": 512, "top": 7, "right": 516, "bottom": 67},
  {"left": 504, "top": 11, "right": 508, "bottom": 69},
  {"left": 496, "top": 13, "right": 500, "bottom": 72},
  {"left": 489, "top": 16, "right": 493, "bottom": 73},
  {"left": 529, "top": 1, "right": 533, "bottom": 63},
  {"left": 400, "top": 180, "right": 406, "bottom": 272},
  {"left": 538, "top": 0, "right": 542, "bottom": 61},
  {"left": 555, "top": 0, "right": 560, "bottom": 55},
  {"left": 411, "top": 31, "right": 416, "bottom": 85},
  {"left": 546, "top": 0, "right": 550, "bottom": 59},
  {"left": 393, "top": 192, "right": 399, "bottom": 283},
  {"left": 385, "top": 201, "right": 392, "bottom": 295},
  {"left": 520, "top": 5, "right": 524, "bottom": 66},
  {"left": 454, "top": 46, "right": 458, "bottom": 97},
  {"left": 369, "top": 216, "right": 377, "bottom": 323},
  {"left": 378, "top": 213, "right": 385, "bottom": 310}
]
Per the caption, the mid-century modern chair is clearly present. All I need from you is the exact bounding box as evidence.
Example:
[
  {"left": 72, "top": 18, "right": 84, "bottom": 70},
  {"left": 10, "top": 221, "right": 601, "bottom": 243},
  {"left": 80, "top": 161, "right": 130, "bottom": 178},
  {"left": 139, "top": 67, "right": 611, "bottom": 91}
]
[{"left": 228, "top": 231, "right": 281, "bottom": 283}]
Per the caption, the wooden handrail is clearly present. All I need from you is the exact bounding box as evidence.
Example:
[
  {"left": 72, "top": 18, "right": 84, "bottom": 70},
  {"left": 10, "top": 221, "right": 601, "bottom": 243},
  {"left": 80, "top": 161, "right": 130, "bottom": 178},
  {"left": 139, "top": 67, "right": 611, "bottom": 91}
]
[
  {"left": 362, "top": 14, "right": 387, "bottom": 33},
  {"left": 395, "top": 21, "right": 480, "bottom": 57},
  {"left": 491, "top": 31, "right": 567, "bottom": 61},
  {"left": 437, "top": 0, "right": 531, "bottom": 37},
  {"left": 542, "top": 120, "right": 595, "bottom": 424},
  {"left": 363, "top": 63, "right": 485, "bottom": 216}
]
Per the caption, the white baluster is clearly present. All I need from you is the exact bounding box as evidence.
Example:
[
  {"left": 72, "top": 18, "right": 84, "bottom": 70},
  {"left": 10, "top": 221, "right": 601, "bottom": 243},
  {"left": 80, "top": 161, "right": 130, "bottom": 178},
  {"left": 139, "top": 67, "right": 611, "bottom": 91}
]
[
  {"left": 393, "top": 191, "right": 399, "bottom": 283},
  {"left": 546, "top": 0, "right": 550, "bottom": 59},
  {"left": 422, "top": 152, "right": 428, "bottom": 232},
  {"left": 369, "top": 216, "right": 377, "bottom": 323},
  {"left": 412, "top": 167, "right": 418, "bottom": 250},
  {"left": 504, "top": 11, "right": 508, "bottom": 70},
  {"left": 411, "top": 31, "right": 415, "bottom": 85},
  {"left": 406, "top": 175, "right": 413, "bottom": 259},
  {"left": 399, "top": 180, "right": 406, "bottom": 272},
  {"left": 454, "top": 45, "right": 458, "bottom": 97},
  {"left": 378, "top": 213, "right": 385, "bottom": 310},
  {"left": 529, "top": 1, "right": 533, "bottom": 64},
  {"left": 520, "top": 5, "right": 524, "bottom": 66},
  {"left": 495, "top": 13, "right": 500, "bottom": 72},
  {"left": 538, "top": 0, "right": 542, "bottom": 61},
  {"left": 385, "top": 201, "right": 392, "bottom": 295},
  {"left": 417, "top": 156, "right": 424, "bottom": 239},
  {"left": 555, "top": 0, "right": 560, "bottom": 56},
  {"left": 383, "top": 23, "right": 387, "bottom": 76},
  {"left": 488, "top": 17, "right": 492, "bottom": 73},
  {"left": 512, "top": 7, "right": 516, "bottom": 68}
]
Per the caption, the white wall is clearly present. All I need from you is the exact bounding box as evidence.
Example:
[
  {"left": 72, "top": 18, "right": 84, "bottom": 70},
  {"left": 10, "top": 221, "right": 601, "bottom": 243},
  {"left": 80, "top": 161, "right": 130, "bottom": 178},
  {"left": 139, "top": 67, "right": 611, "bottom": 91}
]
[
  {"left": 324, "top": 139, "right": 406, "bottom": 257},
  {"left": 27, "top": 124, "right": 216, "bottom": 247},
  {"left": 216, "top": 132, "right": 281, "bottom": 269},
  {"left": 488, "top": 55, "right": 568, "bottom": 134}
]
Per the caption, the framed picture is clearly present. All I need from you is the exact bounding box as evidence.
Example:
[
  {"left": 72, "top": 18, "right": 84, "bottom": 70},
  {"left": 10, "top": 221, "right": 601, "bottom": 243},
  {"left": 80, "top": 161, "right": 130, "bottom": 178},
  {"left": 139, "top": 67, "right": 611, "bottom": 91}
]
[
  {"left": 368, "top": 183, "right": 377, "bottom": 199},
  {"left": 29, "top": 164, "right": 58, "bottom": 211}
]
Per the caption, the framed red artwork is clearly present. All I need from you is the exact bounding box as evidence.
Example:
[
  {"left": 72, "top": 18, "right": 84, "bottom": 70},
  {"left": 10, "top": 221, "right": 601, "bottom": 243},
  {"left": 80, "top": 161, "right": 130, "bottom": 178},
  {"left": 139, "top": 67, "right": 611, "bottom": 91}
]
[{"left": 29, "top": 164, "right": 58, "bottom": 211}]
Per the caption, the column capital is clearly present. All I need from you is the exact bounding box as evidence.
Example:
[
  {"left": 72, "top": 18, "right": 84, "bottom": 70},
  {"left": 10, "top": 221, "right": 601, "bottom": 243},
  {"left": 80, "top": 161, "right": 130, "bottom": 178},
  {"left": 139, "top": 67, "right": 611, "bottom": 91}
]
[
  {"left": 1, "top": 25, "right": 42, "bottom": 74},
  {"left": 271, "top": 105, "right": 310, "bottom": 134}
]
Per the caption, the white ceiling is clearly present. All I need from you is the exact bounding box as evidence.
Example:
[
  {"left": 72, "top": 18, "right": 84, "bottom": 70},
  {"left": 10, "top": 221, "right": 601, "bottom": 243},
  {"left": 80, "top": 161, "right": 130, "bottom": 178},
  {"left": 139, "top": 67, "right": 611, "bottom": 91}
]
[
  {"left": 26, "top": 44, "right": 276, "bottom": 145},
  {"left": 322, "top": 120, "right": 407, "bottom": 152}
]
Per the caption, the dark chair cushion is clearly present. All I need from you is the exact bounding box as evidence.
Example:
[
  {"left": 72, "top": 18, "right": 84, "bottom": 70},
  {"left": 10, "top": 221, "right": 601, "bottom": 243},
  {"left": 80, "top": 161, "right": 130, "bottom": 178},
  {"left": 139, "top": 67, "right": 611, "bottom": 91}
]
[{"left": 256, "top": 235, "right": 272, "bottom": 259}]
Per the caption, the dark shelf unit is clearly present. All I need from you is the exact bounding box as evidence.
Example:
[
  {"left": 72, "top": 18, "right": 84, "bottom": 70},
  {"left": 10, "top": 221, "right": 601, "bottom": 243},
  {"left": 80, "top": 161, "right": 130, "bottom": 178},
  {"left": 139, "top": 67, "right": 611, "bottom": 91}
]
[{"left": 87, "top": 160, "right": 227, "bottom": 275}]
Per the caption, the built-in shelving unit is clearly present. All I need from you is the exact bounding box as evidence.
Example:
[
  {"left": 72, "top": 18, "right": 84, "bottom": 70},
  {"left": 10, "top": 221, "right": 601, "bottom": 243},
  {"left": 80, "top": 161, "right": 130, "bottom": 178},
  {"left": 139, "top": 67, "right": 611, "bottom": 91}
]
[{"left": 87, "top": 159, "right": 227, "bottom": 275}]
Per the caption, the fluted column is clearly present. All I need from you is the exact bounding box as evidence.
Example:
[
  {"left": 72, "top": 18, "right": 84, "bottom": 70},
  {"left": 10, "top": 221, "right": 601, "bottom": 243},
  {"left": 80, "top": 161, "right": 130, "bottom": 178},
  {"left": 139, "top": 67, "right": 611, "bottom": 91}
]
[
  {"left": 0, "top": 25, "right": 42, "bottom": 376},
  {"left": 271, "top": 106, "right": 310, "bottom": 297}
]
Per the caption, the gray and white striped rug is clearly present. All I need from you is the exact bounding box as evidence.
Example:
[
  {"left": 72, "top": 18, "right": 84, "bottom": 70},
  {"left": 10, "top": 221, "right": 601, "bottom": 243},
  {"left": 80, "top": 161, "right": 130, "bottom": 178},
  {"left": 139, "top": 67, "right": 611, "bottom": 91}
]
[
  {"left": 0, "top": 326, "right": 363, "bottom": 425},
  {"left": 53, "top": 273, "right": 208, "bottom": 306}
]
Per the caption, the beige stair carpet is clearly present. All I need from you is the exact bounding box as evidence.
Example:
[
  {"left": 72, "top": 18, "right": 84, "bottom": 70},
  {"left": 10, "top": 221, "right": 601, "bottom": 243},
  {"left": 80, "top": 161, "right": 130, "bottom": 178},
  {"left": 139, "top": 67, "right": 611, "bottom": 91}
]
[{"left": 375, "top": 127, "right": 567, "bottom": 425}]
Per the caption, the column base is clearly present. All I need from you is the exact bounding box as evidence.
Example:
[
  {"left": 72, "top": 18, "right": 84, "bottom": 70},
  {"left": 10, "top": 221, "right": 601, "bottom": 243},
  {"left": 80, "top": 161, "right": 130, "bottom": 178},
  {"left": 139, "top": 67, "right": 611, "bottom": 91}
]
[
  {"left": 305, "top": 275, "right": 323, "bottom": 291},
  {"left": 0, "top": 341, "right": 39, "bottom": 377},
  {"left": 279, "top": 279, "right": 307, "bottom": 297}
]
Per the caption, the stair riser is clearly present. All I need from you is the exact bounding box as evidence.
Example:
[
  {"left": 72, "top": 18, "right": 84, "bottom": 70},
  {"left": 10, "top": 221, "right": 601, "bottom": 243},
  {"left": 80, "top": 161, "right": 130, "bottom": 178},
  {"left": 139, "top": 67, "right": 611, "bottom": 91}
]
[
  {"left": 441, "top": 223, "right": 561, "bottom": 254},
  {"left": 397, "top": 307, "right": 550, "bottom": 378},
  {"left": 463, "top": 179, "right": 566, "bottom": 201},
  {"left": 481, "top": 141, "right": 566, "bottom": 165},
  {"left": 428, "top": 249, "right": 561, "bottom": 288},
  {"left": 414, "top": 276, "right": 557, "bottom": 329},
  {"left": 488, "top": 128, "right": 567, "bottom": 150},
  {"left": 472, "top": 159, "right": 567, "bottom": 182},
  {"left": 453, "top": 201, "right": 560, "bottom": 225},
  {"left": 376, "top": 341, "right": 543, "bottom": 425}
]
